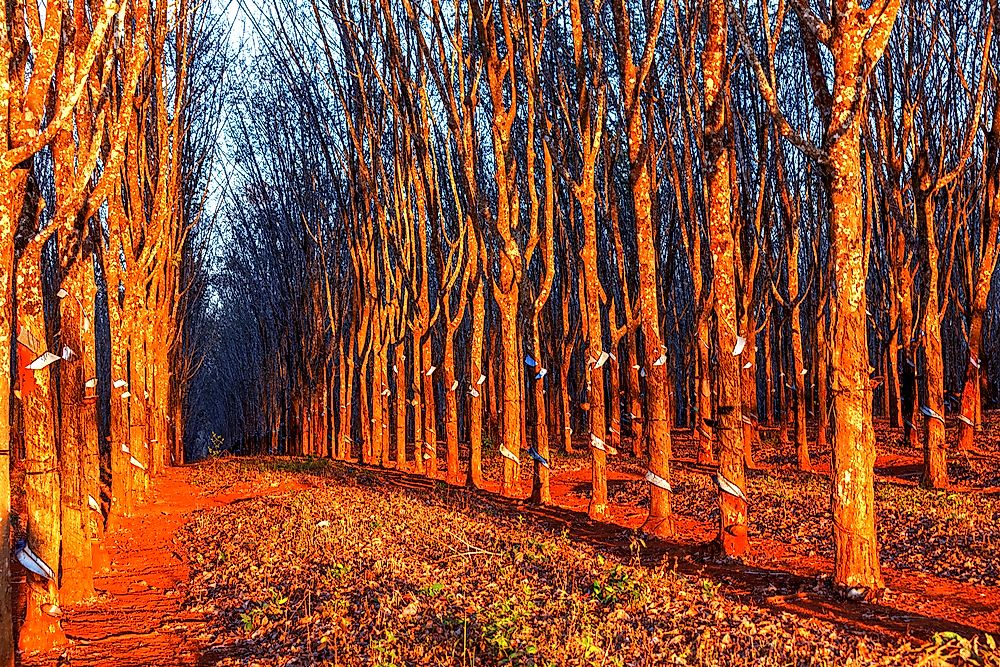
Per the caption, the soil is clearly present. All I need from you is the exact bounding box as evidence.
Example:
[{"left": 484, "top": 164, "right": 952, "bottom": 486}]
[
  {"left": 19, "top": 468, "right": 307, "bottom": 667},
  {"left": 14, "top": 425, "right": 1000, "bottom": 666}
]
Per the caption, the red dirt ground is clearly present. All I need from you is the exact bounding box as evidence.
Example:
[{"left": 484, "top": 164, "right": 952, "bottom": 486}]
[
  {"left": 539, "top": 465, "right": 1000, "bottom": 639},
  {"left": 20, "top": 467, "right": 307, "bottom": 667},
  {"left": 16, "top": 455, "right": 1000, "bottom": 665}
]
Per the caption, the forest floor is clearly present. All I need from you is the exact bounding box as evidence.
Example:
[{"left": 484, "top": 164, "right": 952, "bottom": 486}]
[
  {"left": 17, "top": 417, "right": 1000, "bottom": 666},
  {"left": 18, "top": 467, "right": 309, "bottom": 666}
]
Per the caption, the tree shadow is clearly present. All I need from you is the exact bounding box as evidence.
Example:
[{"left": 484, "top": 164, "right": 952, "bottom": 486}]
[{"left": 262, "top": 458, "right": 995, "bottom": 644}]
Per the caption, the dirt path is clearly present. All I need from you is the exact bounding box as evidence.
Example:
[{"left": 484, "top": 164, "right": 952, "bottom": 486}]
[
  {"left": 17, "top": 455, "right": 1000, "bottom": 665},
  {"left": 20, "top": 467, "right": 304, "bottom": 667}
]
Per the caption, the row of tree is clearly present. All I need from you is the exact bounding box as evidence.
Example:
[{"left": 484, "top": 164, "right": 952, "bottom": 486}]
[
  {"left": 196, "top": 0, "right": 999, "bottom": 608},
  {"left": 0, "top": 0, "right": 217, "bottom": 658}
]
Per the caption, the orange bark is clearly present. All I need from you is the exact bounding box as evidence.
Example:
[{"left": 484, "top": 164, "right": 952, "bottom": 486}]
[
  {"left": 16, "top": 246, "right": 67, "bottom": 651},
  {"left": 704, "top": 0, "right": 747, "bottom": 557}
]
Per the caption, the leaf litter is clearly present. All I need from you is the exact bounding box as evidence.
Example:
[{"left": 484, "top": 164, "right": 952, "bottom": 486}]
[{"left": 178, "top": 458, "right": 999, "bottom": 666}]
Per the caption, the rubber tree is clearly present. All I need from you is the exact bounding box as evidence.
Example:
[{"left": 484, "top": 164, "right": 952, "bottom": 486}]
[
  {"left": 729, "top": 0, "right": 901, "bottom": 592},
  {"left": 704, "top": 0, "right": 748, "bottom": 557}
]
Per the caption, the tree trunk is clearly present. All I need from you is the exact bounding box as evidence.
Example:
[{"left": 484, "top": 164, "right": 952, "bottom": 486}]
[
  {"left": 579, "top": 174, "right": 608, "bottom": 520},
  {"left": 787, "top": 220, "right": 811, "bottom": 470},
  {"left": 58, "top": 260, "right": 96, "bottom": 604},
  {"left": 498, "top": 293, "right": 521, "bottom": 497},
  {"left": 359, "top": 361, "right": 372, "bottom": 463},
  {"left": 636, "top": 169, "right": 674, "bottom": 536},
  {"left": 128, "top": 315, "right": 150, "bottom": 496},
  {"left": 816, "top": 305, "right": 829, "bottom": 451},
  {"left": 0, "top": 177, "right": 17, "bottom": 667},
  {"left": 376, "top": 350, "right": 389, "bottom": 465},
  {"left": 696, "top": 316, "right": 715, "bottom": 464},
  {"left": 337, "top": 348, "right": 346, "bottom": 459},
  {"left": 394, "top": 345, "right": 407, "bottom": 470},
  {"left": 104, "top": 243, "right": 135, "bottom": 523},
  {"left": 467, "top": 282, "right": 485, "bottom": 488},
  {"left": 530, "top": 323, "right": 551, "bottom": 504},
  {"left": 704, "top": 3, "right": 748, "bottom": 557},
  {"left": 421, "top": 335, "right": 437, "bottom": 478},
  {"left": 826, "top": 31, "right": 884, "bottom": 590},
  {"left": 625, "top": 335, "right": 643, "bottom": 457},
  {"left": 958, "top": 289, "right": 987, "bottom": 451},
  {"left": 17, "top": 247, "right": 68, "bottom": 651},
  {"left": 916, "top": 192, "right": 947, "bottom": 489},
  {"left": 411, "top": 331, "right": 425, "bottom": 474},
  {"left": 886, "top": 293, "right": 901, "bottom": 428},
  {"left": 344, "top": 356, "right": 355, "bottom": 461},
  {"left": 761, "top": 317, "right": 773, "bottom": 424},
  {"left": 443, "top": 335, "right": 461, "bottom": 485},
  {"left": 607, "top": 348, "right": 621, "bottom": 456},
  {"left": 791, "top": 304, "right": 810, "bottom": 470},
  {"left": 560, "top": 313, "right": 576, "bottom": 455},
  {"left": 740, "top": 313, "right": 759, "bottom": 467},
  {"left": 323, "top": 365, "right": 332, "bottom": 458}
]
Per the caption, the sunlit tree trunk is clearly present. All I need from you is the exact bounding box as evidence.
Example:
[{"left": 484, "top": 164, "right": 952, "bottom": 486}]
[
  {"left": 410, "top": 330, "right": 425, "bottom": 474},
  {"left": 443, "top": 334, "right": 461, "bottom": 485},
  {"left": 529, "top": 319, "right": 551, "bottom": 504},
  {"left": 740, "top": 314, "right": 759, "bottom": 465},
  {"left": 824, "top": 4, "right": 895, "bottom": 590},
  {"left": 787, "top": 224, "right": 810, "bottom": 470},
  {"left": 886, "top": 286, "right": 901, "bottom": 428},
  {"left": 128, "top": 308, "right": 151, "bottom": 495},
  {"left": 337, "top": 346, "right": 347, "bottom": 459},
  {"left": 624, "top": 335, "right": 642, "bottom": 456},
  {"left": 897, "top": 261, "right": 919, "bottom": 450},
  {"left": 579, "top": 184, "right": 608, "bottom": 519},
  {"left": 638, "top": 224, "right": 674, "bottom": 535},
  {"left": 107, "top": 283, "right": 133, "bottom": 520},
  {"left": 466, "top": 279, "right": 485, "bottom": 488},
  {"left": 372, "top": 343, "right": 385, "bottom": 464},
  {"left": 380, "top": 355, "right": 391, "bottom": 466},
  {"left": 523, "top": 35, "right": 555, "bottom": 502},
  {"left": 17, "top": 244, "right": 67, "bottom": 650},
  {"left": 695, "top": 320, "right": 714, "bottom": 464},
  {"left": 0, "top": 174, "right": 19, "bottom": 667},
  {"left": 497, "top": 294, "right": 522, "bottom": 496},
  {"left": 420, "top": 335, "right": 437, "bottom": 477},
  {"left": 471, "top": 0, "right": 527, "bottom": 497},
  {"left": 959, "top": 105, "right": 1000, "bottom": 450},
  {"left": 828, "top": 123, "right": 884, "bottom": 588},
  {"left": 704, "top": 0, "right": 747, "bottom": 556},
  {"left": 323, "top": 365, "right": 332, "bottom": 458},
  {"left": 607, "top": 336, "right": 622, "bottom": 456},
  {"left": 914, "top": 188, "right": 947, "bottom": 489},
  {"left": 394, "top": 345, "right": 407, "bottom": 469}
]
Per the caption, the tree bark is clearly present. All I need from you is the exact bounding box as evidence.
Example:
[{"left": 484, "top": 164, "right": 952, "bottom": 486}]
[
  {"left": 826, "top": 17, "right": 887, "bottom": 590},
  {"left": 466, "top": 281, "right": 485, "bottom": 488},
  {"left": 57, "top": 256, "right": 96, "bottom": 604},
  {"left": 17, "top": 246, "right": 68, "bottom": 651},
  {"left": 705, "top": 0, "right": 748, "bottom": 556},
  {"left": 0, "top": 173, "right": 18, "bottom": 667},
  {"left": 915, "top": 190, "right": 948, "bottom": 489},
  {"left": 579, "top": 184, "right": 609, "bottom": 520}
]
